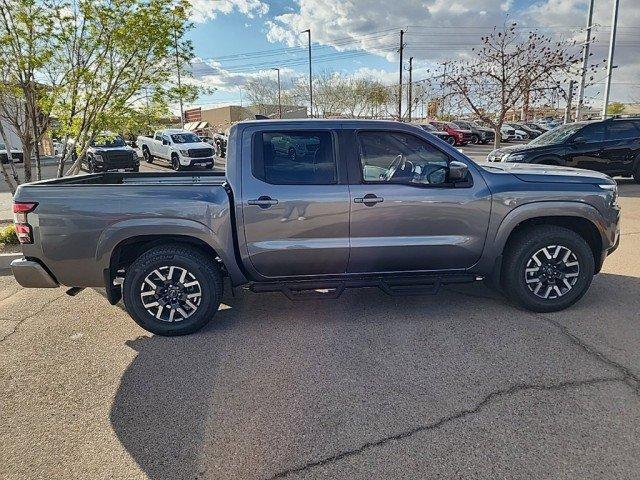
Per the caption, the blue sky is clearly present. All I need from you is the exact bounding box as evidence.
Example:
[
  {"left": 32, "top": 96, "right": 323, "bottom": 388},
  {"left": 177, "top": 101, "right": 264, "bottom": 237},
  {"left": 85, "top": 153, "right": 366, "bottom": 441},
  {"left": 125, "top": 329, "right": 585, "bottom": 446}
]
[{"left": 185, "top": 0, "right": 640, "bottom": 108}]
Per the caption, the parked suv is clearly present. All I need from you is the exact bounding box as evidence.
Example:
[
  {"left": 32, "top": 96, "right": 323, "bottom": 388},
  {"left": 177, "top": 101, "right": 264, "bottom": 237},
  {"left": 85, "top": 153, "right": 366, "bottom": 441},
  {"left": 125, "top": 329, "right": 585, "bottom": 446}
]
[
  {"left": 415, "top": 123, "right": 456, "bottom": 145},
  {"left": 452, "top": 120, "right": 495, "bottom": 145},
  {"left": 428, "top": 121, "right": 472, "bottom": 146},
  {"left": 488, "top": 117, "right": 640, "bottom": 181}
]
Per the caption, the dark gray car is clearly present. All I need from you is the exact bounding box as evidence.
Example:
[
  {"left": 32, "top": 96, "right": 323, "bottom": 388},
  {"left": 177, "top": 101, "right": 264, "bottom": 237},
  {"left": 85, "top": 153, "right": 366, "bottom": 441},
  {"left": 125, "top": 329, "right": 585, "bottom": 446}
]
[{"left": 11, "top": 119, "right": 620, "bottom": 335}]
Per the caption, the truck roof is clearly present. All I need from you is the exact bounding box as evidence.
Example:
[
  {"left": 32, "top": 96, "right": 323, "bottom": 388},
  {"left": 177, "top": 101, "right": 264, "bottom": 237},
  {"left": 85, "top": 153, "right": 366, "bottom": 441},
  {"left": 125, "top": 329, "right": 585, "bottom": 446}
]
[
  {"left": 157, "top": 128, "right": 193, "bottom": 134},
  {"left": 234, "top": 118, "right": 416, "bottom": 130}
]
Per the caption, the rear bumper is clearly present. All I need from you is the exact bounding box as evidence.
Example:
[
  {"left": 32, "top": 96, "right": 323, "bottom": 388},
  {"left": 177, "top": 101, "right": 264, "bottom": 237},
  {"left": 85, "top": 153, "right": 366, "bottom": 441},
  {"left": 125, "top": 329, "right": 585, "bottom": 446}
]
[{"left": 11, "top": 258, "right": 59, "bottom": 288}]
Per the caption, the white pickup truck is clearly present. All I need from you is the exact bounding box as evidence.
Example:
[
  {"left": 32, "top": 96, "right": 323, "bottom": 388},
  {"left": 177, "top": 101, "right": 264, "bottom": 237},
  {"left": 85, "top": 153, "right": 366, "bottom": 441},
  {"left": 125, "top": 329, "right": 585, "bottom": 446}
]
[{"left": 137, "top": 129, "right": 215, "bottom": 170}]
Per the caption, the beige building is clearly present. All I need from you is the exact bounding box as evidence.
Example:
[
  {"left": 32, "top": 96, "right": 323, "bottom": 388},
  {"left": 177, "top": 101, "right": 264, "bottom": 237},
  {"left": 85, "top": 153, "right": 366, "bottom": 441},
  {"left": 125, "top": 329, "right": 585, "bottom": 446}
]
[{"left": 183, "top": 104, "right": 308, "bottom": 134}]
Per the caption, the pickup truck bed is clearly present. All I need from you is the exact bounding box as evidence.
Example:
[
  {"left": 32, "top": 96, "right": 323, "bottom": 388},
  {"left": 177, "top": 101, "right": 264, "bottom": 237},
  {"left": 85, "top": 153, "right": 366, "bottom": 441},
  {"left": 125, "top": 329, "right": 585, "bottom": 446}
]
[{"left": 13, "top": 171, "right": 244, "bottom": 292}]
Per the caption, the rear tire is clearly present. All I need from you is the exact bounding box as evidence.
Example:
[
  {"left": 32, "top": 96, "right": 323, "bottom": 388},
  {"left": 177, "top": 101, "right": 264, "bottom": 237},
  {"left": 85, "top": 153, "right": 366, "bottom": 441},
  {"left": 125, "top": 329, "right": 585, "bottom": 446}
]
[
  {"left": 143, "top": 147, "right": 154, "bottom": 164},
  {"left": 122, "top": 244, "right": 223, "bottom": 336},
  {"left": 470, "top": 134, "right": 480, "bottom": 145},
  {"left": 502, "top": 225, "right": 595, "bottom": 313}
]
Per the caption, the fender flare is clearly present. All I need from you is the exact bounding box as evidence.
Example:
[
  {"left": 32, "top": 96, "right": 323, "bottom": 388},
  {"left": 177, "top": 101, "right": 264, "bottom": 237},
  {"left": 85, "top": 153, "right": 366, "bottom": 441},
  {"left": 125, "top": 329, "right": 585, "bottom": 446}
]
[
  {"left": 492, "top": 201, "right": 606, "bottom": 255},
  {"left": 94, "top": 217, "right": 246, "bottom": 285}
]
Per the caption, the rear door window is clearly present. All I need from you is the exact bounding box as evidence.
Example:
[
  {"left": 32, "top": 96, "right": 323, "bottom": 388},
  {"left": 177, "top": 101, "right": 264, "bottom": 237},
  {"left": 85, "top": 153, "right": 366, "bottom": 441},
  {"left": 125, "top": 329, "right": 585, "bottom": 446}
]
[
  {"left": 578, "top": 123, "right": 605, "bottom": 142},
  {"left": 606, "top": 121, "right": 640, "bottom": 141},
  {"left": 253, "top": 131, "right": 336, "bottom": 185}
]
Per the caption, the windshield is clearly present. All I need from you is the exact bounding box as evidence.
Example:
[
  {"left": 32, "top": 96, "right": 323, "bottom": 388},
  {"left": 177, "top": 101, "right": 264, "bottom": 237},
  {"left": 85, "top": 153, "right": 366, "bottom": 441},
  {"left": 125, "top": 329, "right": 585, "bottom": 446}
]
[
  {"left": 529, "top": 123, "right": 584, "bottom": 146},
  {"left": 446, "top": 122, "right": 462, "bottom": 130},
  {"left": 171, "top": 133, "right": 200, "bottom": 144},
  {"left": 420, "top": 124, "right": 436, "bottom": 131},
  {"left": 92, "top": 135, "right": 125, "bottom": 148}
]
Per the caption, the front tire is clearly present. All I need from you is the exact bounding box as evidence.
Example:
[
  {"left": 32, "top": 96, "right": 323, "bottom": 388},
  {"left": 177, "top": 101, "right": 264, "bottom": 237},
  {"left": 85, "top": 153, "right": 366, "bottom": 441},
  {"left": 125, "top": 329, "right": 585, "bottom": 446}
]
[
  {"left": 470, "top": 134, "right": 480, "bottom": 145},
  {"left": 633, "top": 161, "right": 640, "bottom": 183},
  {"left": 502, "top": 225, "right": 595, "bottom": 313},
  {"left": 171, "top": 154, "right": 183, "bottom": 171},
  {"left": 446, "top": 136, "right": 456, "bottom": 146},
  {"left": 122, "top": 244, "right": 223, "bottom": 336}
]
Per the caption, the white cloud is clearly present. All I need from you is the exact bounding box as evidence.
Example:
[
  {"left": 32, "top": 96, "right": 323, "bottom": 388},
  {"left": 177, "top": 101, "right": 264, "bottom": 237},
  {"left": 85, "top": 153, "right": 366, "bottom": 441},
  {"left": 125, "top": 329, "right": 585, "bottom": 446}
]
[
  {"left": 525, "top": 0, "right": 640, "bottom": 105},
  {"left": 188, "top": 0, "right": 268, "bottom": 23},
  {"left": 189, "top": 0, "right": 639, "bottom": 105}
]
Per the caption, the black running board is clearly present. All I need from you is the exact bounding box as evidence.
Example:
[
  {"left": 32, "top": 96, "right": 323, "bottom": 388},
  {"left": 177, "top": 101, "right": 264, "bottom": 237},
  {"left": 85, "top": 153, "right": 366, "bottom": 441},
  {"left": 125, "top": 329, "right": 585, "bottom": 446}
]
[{"left": 249, "top": 274, "right": 479, "bottom": 301}]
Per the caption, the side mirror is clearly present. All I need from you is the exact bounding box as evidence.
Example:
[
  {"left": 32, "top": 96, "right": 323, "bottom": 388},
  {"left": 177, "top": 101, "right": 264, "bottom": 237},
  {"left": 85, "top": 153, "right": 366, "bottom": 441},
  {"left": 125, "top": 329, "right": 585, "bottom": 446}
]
[
  {"left": 572, "top": 136, "right": 587, "bottom": 145},
  {"left": 448, "top": 160, "right": 469, "bottom": 182}
]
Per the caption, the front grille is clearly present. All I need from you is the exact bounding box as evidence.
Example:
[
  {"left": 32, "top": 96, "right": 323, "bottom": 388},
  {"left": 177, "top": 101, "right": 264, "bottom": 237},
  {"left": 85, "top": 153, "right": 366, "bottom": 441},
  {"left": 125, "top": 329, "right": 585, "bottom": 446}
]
[
  {"left": 189, "top": 148, "right": 213, "bottom": 158},
  {"left": 103, "top": 151, "right": 135, "bottom": 168}
]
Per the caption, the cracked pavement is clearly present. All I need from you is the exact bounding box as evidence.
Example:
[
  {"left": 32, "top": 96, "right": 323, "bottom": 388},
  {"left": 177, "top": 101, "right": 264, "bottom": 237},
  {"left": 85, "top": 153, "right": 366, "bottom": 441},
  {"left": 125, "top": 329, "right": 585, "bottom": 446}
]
[{"left": 1, "top": 179, "right": 639, "bottom": 480}]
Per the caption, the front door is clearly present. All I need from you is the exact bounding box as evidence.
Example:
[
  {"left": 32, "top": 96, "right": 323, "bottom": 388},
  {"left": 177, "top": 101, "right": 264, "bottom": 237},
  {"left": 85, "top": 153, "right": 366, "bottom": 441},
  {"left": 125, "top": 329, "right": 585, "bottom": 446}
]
[
  {"left": 564, "top": 122, "right": 608, "bottom": 172},
  {"left": 241, "top": 129, "right": 350, "bottom": 279},
  {"left": 347, "top": 130, "right": 491, "bottom": 273}
]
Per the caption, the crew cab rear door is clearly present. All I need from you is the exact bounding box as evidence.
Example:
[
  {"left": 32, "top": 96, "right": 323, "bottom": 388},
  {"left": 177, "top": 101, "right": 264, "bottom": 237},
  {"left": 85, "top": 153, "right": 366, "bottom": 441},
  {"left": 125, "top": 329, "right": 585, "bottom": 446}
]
[
  {"left": 344, "top": 128, "right": 491, "bottom": 273},
  {"left": 240, "top": 126, "right": 350, "bottom": 278}
]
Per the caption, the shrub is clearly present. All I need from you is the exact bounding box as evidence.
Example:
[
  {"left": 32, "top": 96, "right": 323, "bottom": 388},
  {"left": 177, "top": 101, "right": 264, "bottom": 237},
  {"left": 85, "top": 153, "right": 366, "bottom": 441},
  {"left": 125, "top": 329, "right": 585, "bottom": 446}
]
[{"left": 0, "top": 225, "right": 19, "bottom": 245}]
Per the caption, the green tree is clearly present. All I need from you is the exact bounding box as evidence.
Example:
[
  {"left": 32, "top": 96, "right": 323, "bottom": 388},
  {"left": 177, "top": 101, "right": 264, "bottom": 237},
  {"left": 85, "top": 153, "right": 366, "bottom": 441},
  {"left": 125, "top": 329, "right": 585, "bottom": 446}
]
[
  {"left": 47, "top": 0, "right": 197, "bottom": 176},
  {"left": 606, "top": 102, "right": 626, "bottom": 116},
  {"left": 0, "top": 0, "right": 57, "bottom": 186}
]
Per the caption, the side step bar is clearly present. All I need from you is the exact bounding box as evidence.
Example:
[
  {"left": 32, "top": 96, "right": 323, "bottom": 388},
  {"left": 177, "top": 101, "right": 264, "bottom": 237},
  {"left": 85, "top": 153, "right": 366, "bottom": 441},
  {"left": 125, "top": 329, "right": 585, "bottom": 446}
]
[{"left": 249, "top": 274, "right": 479, "bottom": 301}]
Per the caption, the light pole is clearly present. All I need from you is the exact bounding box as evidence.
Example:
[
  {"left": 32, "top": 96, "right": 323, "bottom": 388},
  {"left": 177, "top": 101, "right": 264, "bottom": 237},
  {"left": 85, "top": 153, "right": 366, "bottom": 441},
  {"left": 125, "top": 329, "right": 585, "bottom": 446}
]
[
  {"left": 273, "top": 68, "right": 282, "bottom": 118},
  {"left": 301, "top": 29, "right": 313, "bottom": 117},
  {"left": 398, "top": 29, "right": 404, "bottom": 121},
  {"left": 172, "top": 6, "right": 184, "bottom": 128},
  {"left": 575, "top": 0, "right": 594, "bottom": 121},
  {"left": 602, "top": 0, "right": 620, "bottom": 119}
]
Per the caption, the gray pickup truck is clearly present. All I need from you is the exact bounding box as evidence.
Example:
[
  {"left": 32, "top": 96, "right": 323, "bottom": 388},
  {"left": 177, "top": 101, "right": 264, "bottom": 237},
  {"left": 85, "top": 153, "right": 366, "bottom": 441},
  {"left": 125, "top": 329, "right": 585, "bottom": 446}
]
[{"left": 11, "top": 119, "right": 620, "bottom": 336}]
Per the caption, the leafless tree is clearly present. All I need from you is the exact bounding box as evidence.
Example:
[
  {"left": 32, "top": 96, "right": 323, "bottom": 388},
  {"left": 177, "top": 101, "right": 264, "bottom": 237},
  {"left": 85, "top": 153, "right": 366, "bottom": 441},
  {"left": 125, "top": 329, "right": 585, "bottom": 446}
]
[{"left": 445, "top": 22, "right": 584, "bottom": 148}]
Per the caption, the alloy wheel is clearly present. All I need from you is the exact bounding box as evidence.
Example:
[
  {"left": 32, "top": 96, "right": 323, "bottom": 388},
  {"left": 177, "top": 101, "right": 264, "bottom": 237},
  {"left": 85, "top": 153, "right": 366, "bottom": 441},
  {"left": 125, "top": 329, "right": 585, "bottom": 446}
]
[
  {"left": 524, "top": 245, "right": 580, "bottom": 300},
  {"left": 139, "top": 265, "right": 202, "bottom": 322}
]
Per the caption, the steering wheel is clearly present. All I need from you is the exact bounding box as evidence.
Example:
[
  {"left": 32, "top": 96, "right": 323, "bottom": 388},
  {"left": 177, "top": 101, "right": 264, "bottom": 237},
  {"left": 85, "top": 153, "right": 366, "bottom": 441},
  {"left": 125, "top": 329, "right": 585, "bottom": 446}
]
[{"left": 383, "top": 154, "right": 404, "bottom": 181}]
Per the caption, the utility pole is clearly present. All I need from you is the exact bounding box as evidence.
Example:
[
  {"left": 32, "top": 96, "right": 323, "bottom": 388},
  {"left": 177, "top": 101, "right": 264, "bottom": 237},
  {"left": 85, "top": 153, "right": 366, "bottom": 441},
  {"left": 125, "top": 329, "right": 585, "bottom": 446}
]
[
  {"left": 602, "top": 0, "right": 620, "bottom": 119},
  {"left": 398, "top": 29, "right": 404, "bottom": 122},
  {"left": 407, "top": 57, "right": 413, "bottom": 122},
  {"left": 273, "top": 68, "right": 282, "bottom": 118},
  {"left": 302, "top": 29, "right": 313, "bottom": 118},
  {"left": 564, "top": 80, "right": 575, "bottom": 124},
  {"left": 173, "top": 6, "right": 184, "bottom": 128},
  {"left": 576, "top": 0, "right": 595, "bottom": 121}
]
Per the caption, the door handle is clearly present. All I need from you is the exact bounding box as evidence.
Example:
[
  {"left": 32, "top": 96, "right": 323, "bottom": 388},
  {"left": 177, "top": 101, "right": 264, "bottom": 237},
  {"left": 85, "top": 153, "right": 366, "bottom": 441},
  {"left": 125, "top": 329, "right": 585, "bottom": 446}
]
[
  {"left": 248, "top": 196, "right": 279, "bottom": 208},
  {"left": 354, "top": 194, "right": 384, "bottom": 207}
]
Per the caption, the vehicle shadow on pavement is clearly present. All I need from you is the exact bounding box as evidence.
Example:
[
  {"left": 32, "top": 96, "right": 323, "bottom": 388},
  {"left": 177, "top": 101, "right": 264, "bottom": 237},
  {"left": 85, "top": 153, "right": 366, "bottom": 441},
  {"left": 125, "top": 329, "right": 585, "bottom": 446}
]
[{"left": 109, "top": 273, "right": 640, "bottom": 480}]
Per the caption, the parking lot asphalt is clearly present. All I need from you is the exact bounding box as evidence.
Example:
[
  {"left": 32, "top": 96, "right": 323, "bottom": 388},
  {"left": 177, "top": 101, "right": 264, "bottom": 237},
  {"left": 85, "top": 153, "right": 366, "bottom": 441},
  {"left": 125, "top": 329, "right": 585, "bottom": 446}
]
[{"left": 1, "top": 150, "right": 640, "bottom": 480}]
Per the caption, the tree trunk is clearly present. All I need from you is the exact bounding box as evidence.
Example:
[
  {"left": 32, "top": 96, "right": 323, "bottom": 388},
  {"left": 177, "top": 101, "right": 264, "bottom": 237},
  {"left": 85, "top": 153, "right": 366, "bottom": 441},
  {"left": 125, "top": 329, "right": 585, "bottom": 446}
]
[
  {"left": 22, "top": 141, "right": 33, "bottom": 183},
  {"left": 493, "top": 126, "right": 501, "bottom": 150}
]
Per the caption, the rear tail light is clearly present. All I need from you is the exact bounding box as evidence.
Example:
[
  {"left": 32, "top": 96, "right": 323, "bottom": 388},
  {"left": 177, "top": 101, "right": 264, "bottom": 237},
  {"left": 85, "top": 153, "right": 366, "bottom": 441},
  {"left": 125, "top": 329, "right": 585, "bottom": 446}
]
[{"left": 12, "top": 202, "right": 37, "bottom": 244}]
